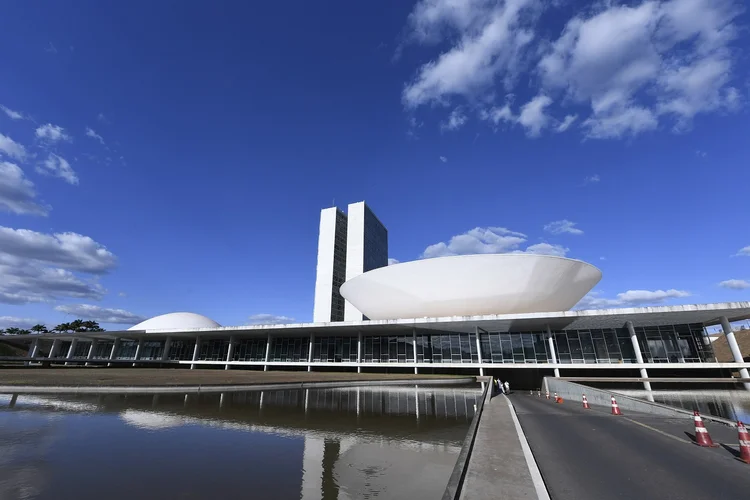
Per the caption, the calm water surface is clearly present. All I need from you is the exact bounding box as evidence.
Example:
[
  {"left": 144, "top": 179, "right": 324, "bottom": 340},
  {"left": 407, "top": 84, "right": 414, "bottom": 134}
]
[
  {"left": 0, "top": 384, "right": 480, "bottom": 500},
  {"left": 620, "top": 389, "right": 750, "bottom": 422}
]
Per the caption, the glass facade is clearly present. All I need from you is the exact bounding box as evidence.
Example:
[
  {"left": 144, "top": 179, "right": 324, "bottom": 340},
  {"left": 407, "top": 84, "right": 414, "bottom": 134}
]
[
  {"left": 233, "top": 338, "right": 267, "bottom": 362},
  {"left": 362, "top": 335, "right": 413, "bottom": 363},
  {"left": 269, "top": 337, "right": 310, "bottom": 362},
  {"left": 416, "top": 332, "right": 479, "bottom": 363},
  {"left": 312, "top": 336, "right": 357, "bottom": 362},
  {"left": 330, "top": 209, "right": 348, "bottom": 322},
  {"left": 362, "top": 205, "right": 388, "bottom": 273},
  {"left": 168, "top": 340, "right": 195, "bottom": 361}
]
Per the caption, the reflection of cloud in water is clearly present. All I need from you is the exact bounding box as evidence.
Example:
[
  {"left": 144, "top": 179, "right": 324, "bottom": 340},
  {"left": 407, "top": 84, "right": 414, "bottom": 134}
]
[
  {"left": 120, "top": 410, "right": 187, "bottom": 430},
  {"left": 0, "top": 412, "right": 61, "bottom": 499},
  {"left": 619, "top": 390, "right": 750, "bottom": 422},
  {"left": 0, "top": 394, "right": 99, "bottom": 413},
  {"left": 333, "top": 442, "right": 458, "bottom": 500}
]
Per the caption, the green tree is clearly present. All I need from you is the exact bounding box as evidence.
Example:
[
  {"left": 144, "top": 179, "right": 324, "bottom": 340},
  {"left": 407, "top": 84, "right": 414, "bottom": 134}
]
[
  {"left": 70, "top": 319, "right": 85, "bottom": 332},
  {"left": 18, "top": 329, "right": 31, "bottom": 335},
  {"left": 82, "top": 320, "right": 104, "bottom": 332},
  {"left": 30, "top": 324, "right": 48, "bottom": 334},
  {"left": 4, "top": 327, "right": 21, "bottom": 335},
  {"left": 53, "top": 323, "right": 71, "bottom": 333}
]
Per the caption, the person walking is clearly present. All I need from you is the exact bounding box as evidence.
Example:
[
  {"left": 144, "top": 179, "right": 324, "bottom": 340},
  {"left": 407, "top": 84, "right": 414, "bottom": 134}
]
[{"left": 504, "top": 381, "right": 510, "bottom": 394}]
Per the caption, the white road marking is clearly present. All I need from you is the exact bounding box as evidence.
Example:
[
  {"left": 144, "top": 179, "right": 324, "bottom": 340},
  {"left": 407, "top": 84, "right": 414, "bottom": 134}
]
[{"left": 506, "top": 396, "right": 552, "bottom": 500}]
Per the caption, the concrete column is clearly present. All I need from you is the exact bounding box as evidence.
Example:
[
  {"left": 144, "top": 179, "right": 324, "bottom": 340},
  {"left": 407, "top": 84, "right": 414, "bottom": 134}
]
[
  {"left": 65, "top": 338, "right": 79, "bottom": 365},
  {"left": 133, "top": 337, "right": 144, "bottom": 366},
  {"left": 48, "top": 339, "right": 62, "bottom": 362},
  {"left": 161, "top": 337, "right": 172, "bottom": 361},
  {"left": 475, "top": 327, "right": 484, "bottom": 376},
  {"left": 357, "top": 331, "right": 362, "bottom": 374},
  {"left": 412, "top": 328, "right": 418, "bottom": 375},
  {"left": 225, "top": 336, "right": 236, "bottom": 370},
  {"left": 265, "top": 335, "right": 272, "bottom": 371},
  {"left": 86, "top": 339, "right": 98, "bottom": 366},
  {"left": 108, "top": 338, "right": 121, "bottom": 367},
  {"left": 626, "top": 321, "right": 653, "bottom": 392},
  {"left": 307, "top": 334, "right": 314, "bottom": 372},
  {"left": 190, "top": 336, "right": 201, "bottom": 369},
  {"left": 720, "top": 316, "right": 750, "bottom": 391},
  {"left": 546, "top": 326, "right": 560, "bottom": 377}
]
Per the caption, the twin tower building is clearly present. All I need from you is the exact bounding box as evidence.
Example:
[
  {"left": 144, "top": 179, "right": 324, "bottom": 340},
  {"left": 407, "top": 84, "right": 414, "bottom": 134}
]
[{"left": 313, "top": 201, "right": 388, "bottom": 323}]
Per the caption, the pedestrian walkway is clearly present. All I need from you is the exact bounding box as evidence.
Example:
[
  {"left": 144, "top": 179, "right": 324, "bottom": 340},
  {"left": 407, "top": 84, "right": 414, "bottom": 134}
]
[{"left": 459, "top": 392, "right": 542, "bottom": 499}]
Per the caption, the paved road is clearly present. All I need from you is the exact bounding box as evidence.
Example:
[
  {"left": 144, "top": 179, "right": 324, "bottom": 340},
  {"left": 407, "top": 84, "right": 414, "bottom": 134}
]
[{"left": 511, "top": 393, "right": 750, "bottom": 500}]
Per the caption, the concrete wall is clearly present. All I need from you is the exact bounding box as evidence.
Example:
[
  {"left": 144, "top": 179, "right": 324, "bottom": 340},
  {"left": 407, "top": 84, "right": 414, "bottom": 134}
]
[
  {"left": 544, "top": 377, "right": 736, "bottom": 426},
  {"left": 313, "top": 207, "right": 339, "bottom": 323}
]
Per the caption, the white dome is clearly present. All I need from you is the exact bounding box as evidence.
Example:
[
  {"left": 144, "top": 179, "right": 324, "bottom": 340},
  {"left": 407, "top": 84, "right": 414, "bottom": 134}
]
[
  {"left": 340, "top": 254, "right": 602, "bottom": 320},
  {"left": 128, "top": 312, "right": 221, "bottom": 331}
]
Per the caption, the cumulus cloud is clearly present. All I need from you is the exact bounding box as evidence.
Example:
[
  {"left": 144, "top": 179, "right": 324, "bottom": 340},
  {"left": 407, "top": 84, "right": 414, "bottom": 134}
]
[
  {"left": 54, "top": 304, "right": 146, "bottom": 325},
  {"left": 718, "top": 279, "right": 750, "bottom": 290},
  {"left": 37, "top": 154, "right": 78, "bottom": 185},
  {"left": 0, "top": 133, "right": 27, "bottom": 161},
  {"left": 0, "top": 162, "right": 49, "bottom": 216},
  {"left": 388, "top": 258, "right": 400, "bottom": 265},
  {"left": 247, "top": 314, "right": 296, "bottom": 325},
  {"left": 520, "top": 242, "right": 569, "bottom": 257},
  {"left": 735, "top": 246, "right": 750, "bottom": 257},
  {"left": 0, "top": 226, "right": 116, "bottom": 273},
  {"left": 400, "top": 0, "right": 744, "bottom": 140},
  {"left": 35, "top": 123, "right": 71, "bottom": 142},
  {"left": 421, "top": 226, "right": 528, "bottom": 258},
  {"left": 0, "top": 105, "right": 25, "bottom": 120},
  {"left": 0, "top": 226, "right": 115, "bottom": 304},
  {"left": 577, "top": 289, "right": 691, "bottom": 308},
  {"left": 441, "top": 107, "right": 468, "bottom": 131},
  {"left": 85, "top": 127, "right": 105, "bottom": 145},
  {"left": 544, "top": 219, "right": 583, "bottom": 235},
  {"left": 0, "top": 316, "right": 41, "bottom": 329},
  {"left": 439, "top": 156, "right": 448, "bottom": 163}
]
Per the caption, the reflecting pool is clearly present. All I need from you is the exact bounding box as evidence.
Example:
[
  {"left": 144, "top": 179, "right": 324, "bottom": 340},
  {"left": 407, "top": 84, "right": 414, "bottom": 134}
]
[{"left": 0, "top": 384, "right": 480, "bottom": 500}]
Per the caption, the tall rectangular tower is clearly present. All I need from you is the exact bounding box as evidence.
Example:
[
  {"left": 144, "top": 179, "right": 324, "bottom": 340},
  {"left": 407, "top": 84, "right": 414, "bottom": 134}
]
[
  {"left": 313, "top": 207, "right": 348, "bottom": 323},
  {"left": 313, "top": 201, "right": 388, "bottom": 323},
  {"left": 344, "top": 201, "right": 388, "bottom": 321}
]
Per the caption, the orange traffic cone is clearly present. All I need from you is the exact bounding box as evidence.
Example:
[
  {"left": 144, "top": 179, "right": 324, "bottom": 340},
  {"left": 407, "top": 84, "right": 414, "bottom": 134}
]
[
  {"left": 738, "top": 421, "right": 750, "bottom": 463},
  {"left": 692, "top": 411, "right": 718, "bottom": 447},
  {"left": 554, "top": 392, "right": 559, "bottom": 403},
  {"left": 582, "top": 394, "right": 590, "bottom": 409},
  {"left": 610, "top": 396, "right": 622, "bottom": 415}
]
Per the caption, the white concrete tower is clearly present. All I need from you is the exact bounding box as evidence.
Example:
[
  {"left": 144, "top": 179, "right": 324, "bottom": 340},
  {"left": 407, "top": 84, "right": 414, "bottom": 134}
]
[
  {"left": 344, "top": 201, "right": 388, "bottom": 321},
  {"left": 313, "top": 207, "right": 349, "bottom": 322}
]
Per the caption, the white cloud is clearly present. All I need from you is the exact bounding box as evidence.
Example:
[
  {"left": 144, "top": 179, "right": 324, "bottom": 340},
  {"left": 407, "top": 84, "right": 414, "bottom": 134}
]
[
  {"left": 400, "top": 0, "right": 743, "bottom": 140},
  {"left": 0, "top": 105, "right": 25, "bottom": 120},
  {"left": 421, "top": 226, "right": 528, "bottom": 258},
  {"left": 0, "top": 226, "right": 115, "bottom": 305},
  {"left": 719, "top": 279, "right": 750, "bottom": 290},
  {"left": 118, "top": 292, "right": 127, "bottom": 297},
  {"left": 37, "top": 154, "right": 78, "bottom": 185},
  {"left": 584, "top": 174, "right": 600, "bottom": 184},
  {"left": 85, "top": 127, "right": 105, "bottom": 145},
  {"left": 247, "top": 314, "right": 295, "bottom": 325},
  {"left": 401, "top": 0, "right": 539, "bottom": 108},
  {"left": 735, "top": 246, "right": 750, "bottom": 257},
  {"left": 0, "top": 133, "right": 27, "bottom": 161},
  {"left": 544, "top": 219, "right": 583, "bottom": 235},
  {"left": 520, "top": 242, "right": 569, "bottom": 257},
  {"left": 54, "top": 304, "right": 145, "bottom": 325},
  {"left": 441, "top": 107, "right": 468, "bottom": 131},
  {"left": 0, "top": 316, "right": 40, "bottom": 329},
  {"left": 517, "top": 94, "right": 552, "bottom": 137},
  {"left": 578, "top": 289, "right": 691, "bottom": 308},
  {"left": 439, "top": 156, "right": 448, "bottom": 163},
  {"left": 0, "top": 226, "right": 116, "bottom": 273},
  {"left": 35, "top": 123, "right": 71, "bottom": 142},
  {"left": 556, "top": 114, "right": 578, "bottom": 132},
  {"left": 388, "top": 258, "right": 400, "bottom": 265},
  {"left": 97, "top": 113, "right": 109, "bottom": 123},
  {"left": 0, "top": 162, "right": 49, "bottom": 216}
]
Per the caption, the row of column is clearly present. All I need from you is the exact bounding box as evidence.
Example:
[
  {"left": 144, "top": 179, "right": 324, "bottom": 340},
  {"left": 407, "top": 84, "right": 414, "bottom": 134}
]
[{"left": 27, "top": 336, "right": 175, "bottom": 365}]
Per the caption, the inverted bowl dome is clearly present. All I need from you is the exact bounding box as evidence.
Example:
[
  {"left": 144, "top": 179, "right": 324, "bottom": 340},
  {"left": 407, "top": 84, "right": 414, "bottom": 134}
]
[
  {"left": 339, "top": 254, "right": 602, "bottom": 320},
  {"left": 128, "top": 312, "right": 221, "bottom": 331}
]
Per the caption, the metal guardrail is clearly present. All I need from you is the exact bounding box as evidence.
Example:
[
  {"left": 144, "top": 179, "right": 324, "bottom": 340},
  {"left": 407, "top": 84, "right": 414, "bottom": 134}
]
[{"left": 442, "top": 376, "right": 492, "bottom": 500}]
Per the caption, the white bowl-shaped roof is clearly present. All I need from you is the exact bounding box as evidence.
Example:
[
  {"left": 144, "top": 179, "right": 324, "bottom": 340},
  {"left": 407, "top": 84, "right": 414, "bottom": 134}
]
[
  {"left": 128, "top": 312, "right": 221, "bottom": 331},
  {"left": 340, "top": 254, "right": 602, "bottom": 320}
]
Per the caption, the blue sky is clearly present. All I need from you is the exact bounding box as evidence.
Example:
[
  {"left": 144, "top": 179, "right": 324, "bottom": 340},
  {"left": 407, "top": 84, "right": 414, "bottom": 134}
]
[{"left": 1, "top": 0, "right": 749, "bottom": 330}]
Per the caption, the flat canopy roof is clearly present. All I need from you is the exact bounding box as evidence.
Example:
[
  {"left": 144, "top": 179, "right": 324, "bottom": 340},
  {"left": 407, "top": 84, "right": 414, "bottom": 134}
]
[{"left": 10, "top": 301, "right": 750, "bottom": 340}]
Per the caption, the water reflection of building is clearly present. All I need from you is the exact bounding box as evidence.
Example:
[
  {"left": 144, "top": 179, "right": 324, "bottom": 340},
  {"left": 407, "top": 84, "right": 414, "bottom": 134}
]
[{"left": 2, "top": 386, "right": 479, "bottom": 500}]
